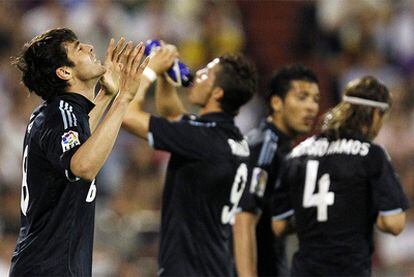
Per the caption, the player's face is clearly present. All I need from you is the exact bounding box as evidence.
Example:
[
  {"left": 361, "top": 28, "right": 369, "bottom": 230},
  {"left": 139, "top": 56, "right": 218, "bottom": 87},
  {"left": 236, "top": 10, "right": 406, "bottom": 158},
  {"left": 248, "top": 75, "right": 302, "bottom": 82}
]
[
  {"left": 278, "top": 80, "right": 320, "bottom": 136},
  {"left": 188, "top": 58, "right": 220, "bottom": 106},
  {"left": 65, "top": 40, "right": 106, "bottom": 81}
]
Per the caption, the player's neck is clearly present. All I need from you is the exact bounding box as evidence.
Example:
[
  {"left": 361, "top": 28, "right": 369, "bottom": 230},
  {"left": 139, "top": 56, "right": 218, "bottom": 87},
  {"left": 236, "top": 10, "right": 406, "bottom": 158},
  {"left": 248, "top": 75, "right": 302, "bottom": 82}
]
[
  {"left": 199, "top": 101, "right": 223, "bottom": 116},
  {"left": 66, "top": 79, "right": 98, "bottom": 102},
  {"left": 199, "top": 107, "right": 222, "bottom": 116},
  {"left": 271, "top": 114, "right": 296, "bottom": 139}
]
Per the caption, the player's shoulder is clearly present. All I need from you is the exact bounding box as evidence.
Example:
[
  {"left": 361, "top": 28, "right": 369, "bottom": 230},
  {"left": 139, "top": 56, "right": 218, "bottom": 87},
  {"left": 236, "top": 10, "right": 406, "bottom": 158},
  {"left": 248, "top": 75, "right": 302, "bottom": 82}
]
[
  {"left": 362, "top": 142, "right": 395, "bottom": 179},
  {"left": 288, "top": 136, "right": 317, "bottom": 159},
  {"left": 44, "top": 97, "right": 79, "bottom": 114},
  {"left": 245, "top": 126, "right": 264, "bottom": 146},
  {"left": 23, "top": 103, "right": 47, "bottom": 137},
  {"left": 179, "top": 114, "right": 217, "bottom": 129},
  {"left": 29, "top": 103, "right": 46, "bottom": 122},
  {"left": 246, "top": 122, "right": 278, "bottom": 147},
  {"left": 289, "top": 135, "right": 379, "bottom": 160},
  {"left": 368, "top": 142, "right": 391, "bottom": 161},
  {"left": 41, "top": 98, "right": 80, "bottom": 130},
  {"left": 40, "top": 101, "right": 65, "bottom": 128}
]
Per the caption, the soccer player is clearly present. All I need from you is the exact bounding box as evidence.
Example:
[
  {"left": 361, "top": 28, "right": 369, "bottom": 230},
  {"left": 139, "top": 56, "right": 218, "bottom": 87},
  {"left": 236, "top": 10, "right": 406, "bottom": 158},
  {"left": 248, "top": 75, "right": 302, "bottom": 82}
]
[
  {"left": 9, "top": 28, "right": 148, "bottom": 276},
  {"left": 272, "top": 76, "right": 409, "bottom": 276},
  {"left": 233, "top": 65, "right": 320, "bottom": 277},
  {"left": 122, "top": 46, "right": 257, "bottom": 276}
]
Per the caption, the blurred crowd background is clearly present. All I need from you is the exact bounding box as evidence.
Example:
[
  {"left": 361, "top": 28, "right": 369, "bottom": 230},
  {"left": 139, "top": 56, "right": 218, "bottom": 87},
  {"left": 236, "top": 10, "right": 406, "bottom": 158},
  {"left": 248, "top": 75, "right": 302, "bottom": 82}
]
[{"left": 1, "top": 0, "right": 414, "bottom": 276}]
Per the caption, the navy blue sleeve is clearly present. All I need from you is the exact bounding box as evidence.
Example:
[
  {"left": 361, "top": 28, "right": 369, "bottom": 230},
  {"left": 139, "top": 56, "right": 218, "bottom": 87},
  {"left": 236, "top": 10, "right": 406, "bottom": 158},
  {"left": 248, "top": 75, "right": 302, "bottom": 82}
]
[
  {"left": 39, "top": 109, "right": 89, "bottom": 181},
  {"left": 369, "top": 145, "right": 410, "bottom": 215},
  {"left": 238, "top": 143, "right": 268, "bottom": 214},
  {"left": 148, "top": 115, "right": 214, "bottom": 160},
  {"left": 271, "top": 162, "right": 294, "bottom": 221},
  {"left": 238, "top": 130, "right": 279, "bottom": 214}
]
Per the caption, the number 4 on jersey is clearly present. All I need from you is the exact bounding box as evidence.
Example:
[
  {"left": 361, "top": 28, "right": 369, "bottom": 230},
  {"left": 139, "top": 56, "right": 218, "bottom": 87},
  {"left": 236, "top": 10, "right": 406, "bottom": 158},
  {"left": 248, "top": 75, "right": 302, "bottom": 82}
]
[{"left": 303, "top": 160, "right": 335, "bottom": 222}]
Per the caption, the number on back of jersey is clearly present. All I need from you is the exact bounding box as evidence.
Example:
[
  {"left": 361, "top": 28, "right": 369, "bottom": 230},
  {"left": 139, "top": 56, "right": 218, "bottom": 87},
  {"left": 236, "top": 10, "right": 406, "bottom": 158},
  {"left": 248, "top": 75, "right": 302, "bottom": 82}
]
[
  {"left": 21, "top": 145, "right": 29, "bottom": 216},
  {"left": 86, "top": 180, "right": 96, "bottom": 203},
  {"left": 221, "top": 163, "right": 248, "bottom": 224},
  {"left": 302, "top": 160, "right": 335, "bottom": 222}
]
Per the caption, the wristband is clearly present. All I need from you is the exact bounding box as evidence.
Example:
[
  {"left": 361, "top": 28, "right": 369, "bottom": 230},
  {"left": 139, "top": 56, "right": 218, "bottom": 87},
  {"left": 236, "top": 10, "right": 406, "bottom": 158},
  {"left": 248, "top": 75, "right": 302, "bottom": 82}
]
[{"left": 143, "top": 67, "right": 157, "bottom": 83}]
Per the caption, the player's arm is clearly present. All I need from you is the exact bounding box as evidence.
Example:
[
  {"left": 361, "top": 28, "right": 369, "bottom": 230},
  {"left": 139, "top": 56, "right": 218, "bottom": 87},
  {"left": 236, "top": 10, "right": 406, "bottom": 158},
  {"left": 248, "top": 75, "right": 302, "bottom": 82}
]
[
  {"left": 272, "top": 219, "right": 288, "bottom": 237},
  {"left": 122, "top": 43, "right": 184, "bottom": 136},
  {"left": 376, "top": 212, "right": 406, "bottom": 236},
  {"left": 89, "top": 38, "right": 127, "bottom": 132},
  {"left": 70, "top": 43, "right": 149, "bottom": 180},
  {"left": 233, "top": 154, "right": 266, "bottom": 277},
  {"left": 148, "top": 43, "right": 186, "bottom": 120},
  {"left": 233, "top": 212, "right": 258, "bottom": 277},
  {"left": 370, "top": 145, "right": 410, "bottom": 236},
  {"left": 89, "top": 90, "right": 115, "bottom": 132},
  {"left": 272, "top": 216, "right": 295, "bottom": 237},
  {"left": 271, "top": 167, "right": 295, "bottom": 238},
  {"left": 155, "top": 74, "right": 186, "bottom": 120},
  {"left": 122, "top": 77, "right": 152, "bottom": 139}
]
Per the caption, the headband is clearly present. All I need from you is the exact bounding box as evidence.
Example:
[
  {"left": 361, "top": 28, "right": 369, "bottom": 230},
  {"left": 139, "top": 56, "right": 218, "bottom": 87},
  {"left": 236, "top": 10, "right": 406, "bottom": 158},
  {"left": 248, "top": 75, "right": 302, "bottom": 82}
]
[{"left": 342, "top": 96, "right": 389, "bottom": 110}]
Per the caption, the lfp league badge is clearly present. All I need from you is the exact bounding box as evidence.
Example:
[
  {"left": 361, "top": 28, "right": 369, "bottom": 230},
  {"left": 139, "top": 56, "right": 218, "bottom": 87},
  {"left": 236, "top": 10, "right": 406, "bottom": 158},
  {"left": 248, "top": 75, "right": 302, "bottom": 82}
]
[{"left": 61, "top": 130, "right": 80, "bottom": 152}]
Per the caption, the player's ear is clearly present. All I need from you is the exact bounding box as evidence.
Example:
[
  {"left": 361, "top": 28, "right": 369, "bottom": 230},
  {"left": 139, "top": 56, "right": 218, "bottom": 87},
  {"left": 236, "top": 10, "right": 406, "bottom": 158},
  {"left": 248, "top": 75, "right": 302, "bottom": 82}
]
[
  {"left": 56, "top": 66, "right": 72, "bottom": 81},
  {"left": 372, "top": 108, "right": 383, "bottom": 126},
  {"left": 368, "top": 108, "right": 384, "bottom": 140},
  {"left": 271, "top": 95, "right": 283, "bottom": 113},
  {"left": 212, "top": 87, "right": 224, "bottom": 101}
]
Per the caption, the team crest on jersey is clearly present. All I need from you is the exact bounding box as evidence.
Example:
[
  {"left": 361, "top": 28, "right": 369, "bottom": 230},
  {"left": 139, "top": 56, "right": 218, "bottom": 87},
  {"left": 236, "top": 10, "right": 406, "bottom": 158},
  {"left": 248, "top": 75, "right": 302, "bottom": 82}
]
[
  {"left": 250, "top": 167, "right": 268, "bottom": 197},
  {"left": 61, "top": 130, "right": 80, "bottom": 152}
]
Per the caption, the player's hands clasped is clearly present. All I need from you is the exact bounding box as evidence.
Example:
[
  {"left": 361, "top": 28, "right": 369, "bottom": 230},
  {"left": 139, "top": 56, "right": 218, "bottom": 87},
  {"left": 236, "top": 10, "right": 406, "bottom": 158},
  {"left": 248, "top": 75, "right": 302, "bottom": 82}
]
[
  {"left": 100, "top": 37, "right": 127, "bottom": 96},
  {"left": 147, "top": 42, "right": 179, "bottom": 75},
  {"left": 118, "top": 42, "right": 149, "bottom": 102}
]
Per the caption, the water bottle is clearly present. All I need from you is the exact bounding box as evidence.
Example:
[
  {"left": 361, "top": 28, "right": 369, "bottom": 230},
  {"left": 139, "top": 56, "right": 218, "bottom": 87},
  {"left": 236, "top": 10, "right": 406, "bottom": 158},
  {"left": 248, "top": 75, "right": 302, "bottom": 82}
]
[{"left": 144, "top": 40, "right": 193, "bottom": 87}]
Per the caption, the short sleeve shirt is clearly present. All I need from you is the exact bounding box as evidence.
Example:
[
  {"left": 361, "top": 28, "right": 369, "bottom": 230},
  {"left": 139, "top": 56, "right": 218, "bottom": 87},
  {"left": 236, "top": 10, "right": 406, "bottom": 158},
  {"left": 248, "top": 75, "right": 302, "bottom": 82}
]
[
  {"left": 10, "top": 93, "right": 97, "bottom": 277},
  {"left": 272, "top": 135, "right": 409, "bottom": 275},
  {"left": 148, "top": 112, "right": 250, "bottom": 277}
]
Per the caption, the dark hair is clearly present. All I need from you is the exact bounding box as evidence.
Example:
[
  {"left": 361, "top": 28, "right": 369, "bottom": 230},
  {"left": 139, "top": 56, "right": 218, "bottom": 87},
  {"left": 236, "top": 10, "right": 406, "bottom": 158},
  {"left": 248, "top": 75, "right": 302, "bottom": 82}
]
[
  {"left": 320, "top": 76, "right": 391, "bottom": 140},
  {"left": 13, "top": 28, "right": 77, "bottom": 100},
  {"left": 215, "top": 54, "right": 257, "bottom": 116},
  {"left": 267, "top": 64, "right": 318, "bottom": 108}
]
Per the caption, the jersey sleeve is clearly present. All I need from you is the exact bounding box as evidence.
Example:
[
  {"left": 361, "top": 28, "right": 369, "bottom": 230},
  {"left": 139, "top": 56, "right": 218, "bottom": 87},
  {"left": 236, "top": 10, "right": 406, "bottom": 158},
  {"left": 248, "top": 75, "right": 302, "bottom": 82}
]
[
  {"left": 271, "top": 162, "right": 294, "bottom": 221},
  {"left": 39, "top": 109, "right": 89, "bottom": 182},
  {"left": 238, "top": 129, "right": 280, "bottom": 214},
  {"left": 147, "top": 115, "right": 213, "bottom": 160},
  {"left": 369, "top": 145, "right": 410, "bottom": 215},
  {"left": 237, "top": 144, "right": 269, "bottom": 214}
]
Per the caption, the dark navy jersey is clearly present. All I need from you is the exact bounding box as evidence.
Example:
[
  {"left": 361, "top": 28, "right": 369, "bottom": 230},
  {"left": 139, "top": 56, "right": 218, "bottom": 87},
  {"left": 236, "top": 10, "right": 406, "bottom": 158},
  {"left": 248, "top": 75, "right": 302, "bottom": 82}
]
[
  {"left": 238, "top": 121, "right": 292, "bottom": 276},
  {"left": 10, "top": 93, "right": 96, "bottom": 277},
  {"left": 272, "top": 135, "right": 410, "bottom": 276},
  {"left": 148, "top": 112, "right": 250, "bottom": 277}
]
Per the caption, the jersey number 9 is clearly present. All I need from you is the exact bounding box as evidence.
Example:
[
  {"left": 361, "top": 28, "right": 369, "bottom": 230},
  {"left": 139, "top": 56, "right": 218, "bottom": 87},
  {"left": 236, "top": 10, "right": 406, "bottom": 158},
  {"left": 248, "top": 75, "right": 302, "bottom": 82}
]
[{"left": 221, "top": 163, "right": 248, "bottom": 225}]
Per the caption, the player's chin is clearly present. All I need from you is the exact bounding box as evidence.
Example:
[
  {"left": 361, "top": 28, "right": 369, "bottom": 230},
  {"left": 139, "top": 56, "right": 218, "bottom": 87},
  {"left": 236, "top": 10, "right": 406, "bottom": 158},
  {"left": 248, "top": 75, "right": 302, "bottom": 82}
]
[
  {"left": 297, "top": 125, "right": 312, "bottom": 135},
  {"left": 189, "top": 96, "right": 198, "bottom": 105},
  {"left": 97, "top": 66, "right": 107, "bottom": 76},
  {"left": 188, "top": 88, "right": 196, "bottom": 101},
  {"left": 189, "top": 95, "right": 203, "bottom": 106}
]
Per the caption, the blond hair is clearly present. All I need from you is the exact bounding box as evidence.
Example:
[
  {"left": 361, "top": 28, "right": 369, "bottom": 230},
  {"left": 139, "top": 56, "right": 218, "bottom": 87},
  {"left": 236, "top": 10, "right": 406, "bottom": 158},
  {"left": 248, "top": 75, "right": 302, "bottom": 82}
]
[{"left": 320, "top": 76, "right": 390, "bottom": 140}]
